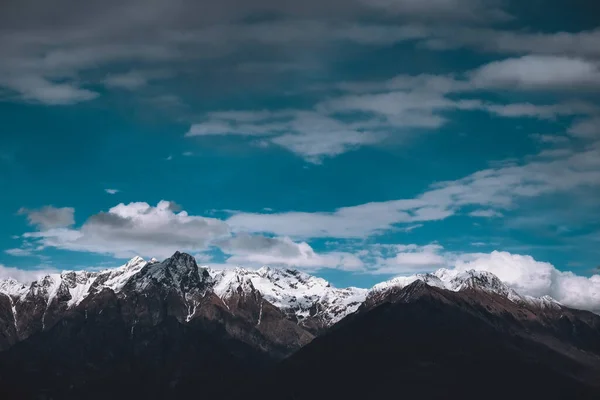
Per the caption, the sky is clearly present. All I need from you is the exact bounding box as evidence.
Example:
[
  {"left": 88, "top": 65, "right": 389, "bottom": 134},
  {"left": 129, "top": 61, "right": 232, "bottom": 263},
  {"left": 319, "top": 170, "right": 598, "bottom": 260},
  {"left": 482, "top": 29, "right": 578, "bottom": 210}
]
[{"left": 1, "top": 0, "right": 600, "bottom": 310}]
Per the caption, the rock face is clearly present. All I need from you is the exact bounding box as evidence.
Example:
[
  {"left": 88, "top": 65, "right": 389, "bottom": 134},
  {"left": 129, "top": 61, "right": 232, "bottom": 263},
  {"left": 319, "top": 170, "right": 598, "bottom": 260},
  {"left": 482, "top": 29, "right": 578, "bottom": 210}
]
[{"left": 1, "top": 253, "right": 600, "bottom": 400}]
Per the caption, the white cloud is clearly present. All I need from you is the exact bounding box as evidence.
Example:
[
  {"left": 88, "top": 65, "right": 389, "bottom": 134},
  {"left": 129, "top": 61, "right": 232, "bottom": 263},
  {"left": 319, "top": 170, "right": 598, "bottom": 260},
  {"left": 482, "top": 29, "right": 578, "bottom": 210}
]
[
  {"left": 187, "top": 110, "right": 385, "bottom": 162},
  {"left": 15, "top": 201, "right": 362, "bottom": 271},
  {"left": 4, "top": 248, "right": 34, "bottom": 257},
  {"left": 3, "top": 75, "right": 99, "bottom": 105},
  {"left": 569, "top": 117, "right": 600, "bottom": 139},
  {"left": 22, "top": 201, "right": 230, "bottom": 259},
  {"left": 455, "top": 251, "right": 600, "bottom": 313},
  {"left": 184, "top": 65, "right": 600, "bottom": 161},
  {"left": 468, "top": 209, "right": 503, "bottom": 218},
  {"left": 105, "top": 189, "right": 119, "bottom": 195},
  {"left": 226, "top": 199, "right": 451, "bottom": 239},
  {"left": 479, "top": 101, "right": 599, "bottom": 120},
  {"left": 221, "top": 234, "right": 364, "bottom": 271},
  {"left": 0, "top": 264, "right": 56, "bottom": 283},
  {"left": 370, "top": 243, "right": 447, "bottom": 274},
  {"left": 269, "top": 113, "right": 383, "bottom": 161},
  {"left": 228, "top": 142, "right": 600, "bottom": 238},
  {"left": 470, "top": 55, "right": 600, "bottom": 90},
  {"left": 18, "top": 206, "right": 75, "bottom": 230},
  {"left": 366, "top": 245, "right": 600, "bottom": 313}
]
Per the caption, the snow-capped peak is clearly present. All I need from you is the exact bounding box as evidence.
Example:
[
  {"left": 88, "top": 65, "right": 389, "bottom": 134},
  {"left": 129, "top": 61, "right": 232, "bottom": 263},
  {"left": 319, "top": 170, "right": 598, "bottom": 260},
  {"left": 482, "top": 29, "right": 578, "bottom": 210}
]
[
  {"left": 210, "top": 266, "right": 367, "bottom": 327},
  {"left": 370, "top": 268, "right": 558, "bottom": 307},
  {"left": 124, "top": 256, "right": 145, "bottom": 269},
  {"left": 436, "top": 269, "right": 524, "bottom": 302},
  {"left": 0, "top": 278, "right": 29, "bottom": 298}
]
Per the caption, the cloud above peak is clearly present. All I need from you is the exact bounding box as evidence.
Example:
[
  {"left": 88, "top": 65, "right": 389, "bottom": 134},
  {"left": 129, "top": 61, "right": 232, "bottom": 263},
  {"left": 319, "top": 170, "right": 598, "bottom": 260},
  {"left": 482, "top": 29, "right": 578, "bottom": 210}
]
[
  {"left": 20, "top": 201, "right": 229, "bottom": 259},
  {"left": 367, "top": 245, "right": 600, "bottom": 313},
  {"left": 14, "top": 201, "right": 363, "bottom": 271},
  {"left": 455, "top": 251, "right": 600, "bottom": 313}
]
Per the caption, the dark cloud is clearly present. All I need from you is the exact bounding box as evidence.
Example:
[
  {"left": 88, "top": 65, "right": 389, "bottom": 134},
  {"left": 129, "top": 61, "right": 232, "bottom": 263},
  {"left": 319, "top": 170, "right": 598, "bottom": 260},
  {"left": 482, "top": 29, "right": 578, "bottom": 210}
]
[
  {"left": 0, "top": 0, "right": 511, "bottom": 104},
  {"left": 86, "top": 212, "right": 133, "bottom": 228},
  {"left": 166, "top": 201, "right": 183, "bottom": 212},
  {"left": 18, "top": 206, "right": 75, "bottom": 229},
  {"left": 217, "top": 233, "right": 302, "bottom": 257}
]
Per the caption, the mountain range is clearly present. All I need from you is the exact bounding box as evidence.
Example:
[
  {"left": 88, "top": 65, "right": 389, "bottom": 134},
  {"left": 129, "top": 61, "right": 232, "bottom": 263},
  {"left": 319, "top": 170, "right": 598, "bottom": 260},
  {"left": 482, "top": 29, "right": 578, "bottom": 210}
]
[{"left": 1, "top": 251, "right": 599, "bottom": 399}]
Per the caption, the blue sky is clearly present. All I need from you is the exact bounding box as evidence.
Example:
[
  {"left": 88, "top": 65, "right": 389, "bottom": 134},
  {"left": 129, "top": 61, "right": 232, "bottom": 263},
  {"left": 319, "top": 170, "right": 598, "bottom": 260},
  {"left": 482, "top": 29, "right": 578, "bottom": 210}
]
[{"left": 1, "top": 0, "right": 600, "bottom": 295}]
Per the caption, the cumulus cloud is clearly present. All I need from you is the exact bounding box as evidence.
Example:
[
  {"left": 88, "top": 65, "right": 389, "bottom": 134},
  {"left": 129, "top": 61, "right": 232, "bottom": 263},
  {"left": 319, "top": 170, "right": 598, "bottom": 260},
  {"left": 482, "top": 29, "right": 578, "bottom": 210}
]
[
  {"left": 105, "top": 189, "right": 119, "bottom": 195},
  {"left": 15, "top": 201, "right": 362, "bottom": 271},
  {"left": 22, "top": 201, "right": 230, "bottom": 259},
  {"left": 455, "top": 251, "right": 600, "bottom": 313},
  {"left": 366, "top": 246, "right": 600, "bottom": 313},
  {"left": 18, "top": 206, "right": 75, "bottom": 230}
]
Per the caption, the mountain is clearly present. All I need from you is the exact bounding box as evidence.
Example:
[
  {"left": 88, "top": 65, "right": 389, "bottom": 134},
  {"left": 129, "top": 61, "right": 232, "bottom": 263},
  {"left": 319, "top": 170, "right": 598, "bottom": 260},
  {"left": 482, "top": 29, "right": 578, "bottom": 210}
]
[
  {"left": 0, "top": 252, "right": 323, "bottom": 398},
  {"left": 210, "top": 266, "right": 367, "bottom": 334},
  {"left": 0, "top": 254, "right": 365, "bottom": 352},
  {"left": 1, "top": 252, "right": 600, "bottom": 399},
  {"left": 256, "top": 279, "right": 600, "bottom": 400},
  {"left": 366, "top": 268, "right": 555, "bottom": 310}
]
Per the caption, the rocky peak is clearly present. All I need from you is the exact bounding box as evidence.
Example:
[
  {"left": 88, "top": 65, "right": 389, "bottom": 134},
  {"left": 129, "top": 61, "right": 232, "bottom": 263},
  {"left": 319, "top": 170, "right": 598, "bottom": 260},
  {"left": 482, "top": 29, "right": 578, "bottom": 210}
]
[{"left": 128, "top": 251, "right": 210, "bottom": 294}]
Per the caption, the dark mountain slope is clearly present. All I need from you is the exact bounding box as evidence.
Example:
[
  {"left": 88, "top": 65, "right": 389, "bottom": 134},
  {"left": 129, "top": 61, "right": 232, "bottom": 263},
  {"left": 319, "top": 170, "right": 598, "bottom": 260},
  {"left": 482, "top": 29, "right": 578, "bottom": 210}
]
[
  {"left": 0, "top": 253, "right": 312, "bottom": 400},
  {"left": 253, "top": 281, "right": 600, "bottom": 400},
  {"left": 0, "top": 288, "right": 272, "bottom": 400}
]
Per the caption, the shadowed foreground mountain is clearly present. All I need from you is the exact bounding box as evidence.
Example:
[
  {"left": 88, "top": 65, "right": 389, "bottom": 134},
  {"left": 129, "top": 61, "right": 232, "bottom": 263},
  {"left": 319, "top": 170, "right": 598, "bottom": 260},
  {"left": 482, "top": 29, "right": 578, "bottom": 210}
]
[
  {"left": 0, "top": 252, "right": 599, "bottom": 399},
  {"left": 254, "top": 280, "right": 600, "bottom": 400}
]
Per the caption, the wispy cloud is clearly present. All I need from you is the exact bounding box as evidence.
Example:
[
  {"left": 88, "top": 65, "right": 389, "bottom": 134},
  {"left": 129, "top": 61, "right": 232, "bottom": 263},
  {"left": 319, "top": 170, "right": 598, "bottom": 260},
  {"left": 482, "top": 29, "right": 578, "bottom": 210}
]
[{"left": 227, "top": 142, "right": 600, "bottom": 238}]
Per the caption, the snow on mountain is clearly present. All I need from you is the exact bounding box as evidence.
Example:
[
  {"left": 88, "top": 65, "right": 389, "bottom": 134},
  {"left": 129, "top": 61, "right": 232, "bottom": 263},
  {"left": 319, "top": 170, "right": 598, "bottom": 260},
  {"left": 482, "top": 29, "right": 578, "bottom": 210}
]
[
  {"left": 370, "top": 268, "right": 558, "bottom": 307},
  {"left": 0, "top": 278, "right": 28, "bottom": 298},
  {"left": 210, "top": 266, "right": 367, "bottom": 326},
  {"left": 0, "top": 253, "right": 564, "bottom": 334},
  {"left": 99, "top": 255, "right": 149, "bottom": 292}
]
